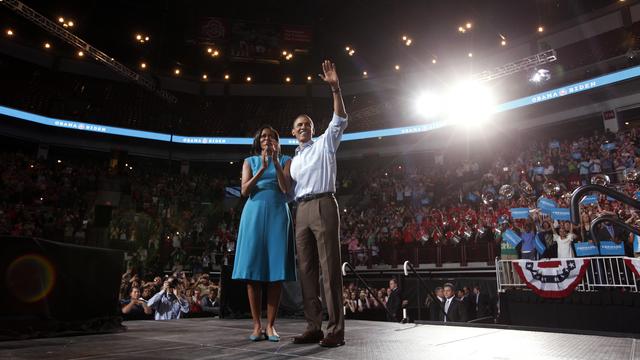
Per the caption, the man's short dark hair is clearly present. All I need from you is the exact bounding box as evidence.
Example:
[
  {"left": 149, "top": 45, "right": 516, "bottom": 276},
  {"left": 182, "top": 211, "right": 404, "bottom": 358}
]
[
  {"left": 443, "top": 282, "right": 455, "bottom": 290},
  {"left": 434, "top": 286, "right": 443, "bottom": 292},
  {"left": 292, "top": 114, "right": 313, "bottom": 128}
]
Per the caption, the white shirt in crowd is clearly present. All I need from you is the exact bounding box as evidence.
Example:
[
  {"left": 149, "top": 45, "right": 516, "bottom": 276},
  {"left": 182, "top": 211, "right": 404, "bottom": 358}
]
[
  {"left": 444, "top": 297, "right": 453, "bottom": 322},
  {"left": 290, "top": 113, "right": 348, "bottom": 199},
  {"left": 554, "top": 233, "right": 576, "bottom": 258}
]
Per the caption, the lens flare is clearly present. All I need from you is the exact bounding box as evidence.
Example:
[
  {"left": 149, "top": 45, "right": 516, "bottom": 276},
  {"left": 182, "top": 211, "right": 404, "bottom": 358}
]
[{"left": 6, "top": 254, "right": 56, "bottom": 303}]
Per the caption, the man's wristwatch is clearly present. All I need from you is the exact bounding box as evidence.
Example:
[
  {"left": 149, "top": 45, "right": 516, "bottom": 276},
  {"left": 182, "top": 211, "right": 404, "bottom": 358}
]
[{"left": 331, "top": 88, "right": 341, "bottom": 93}]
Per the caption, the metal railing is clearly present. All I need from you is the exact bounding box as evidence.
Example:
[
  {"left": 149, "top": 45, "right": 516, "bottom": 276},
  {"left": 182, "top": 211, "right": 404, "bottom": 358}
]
[{"left": 497, "top": 256, "right": 639, "bottom": 293}]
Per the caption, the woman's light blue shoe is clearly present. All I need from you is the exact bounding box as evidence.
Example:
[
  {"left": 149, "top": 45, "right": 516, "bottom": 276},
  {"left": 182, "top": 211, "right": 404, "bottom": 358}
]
[
  {"left": 249, "top": 331, "right": 266, "bottom": 341},
  {"left": 267, "top": 334, "right": 280, "bottom": 342}
]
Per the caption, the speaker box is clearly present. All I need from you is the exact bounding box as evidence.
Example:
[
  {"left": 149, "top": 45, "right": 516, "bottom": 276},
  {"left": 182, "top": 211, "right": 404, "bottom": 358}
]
[
  {"left": 219, "top": 265, "right": 250, "bottom": 318},
  {"left": 94, "top": 205, "right": 112, "bottom": 227},
  {"left": 0, "top": 236, "right": 124, "bottom": 339}
]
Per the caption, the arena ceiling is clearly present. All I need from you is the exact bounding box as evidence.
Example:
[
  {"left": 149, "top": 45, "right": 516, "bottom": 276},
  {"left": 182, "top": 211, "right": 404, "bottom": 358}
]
[{"left": 0, "top": 0, "right": 621, "bottom": 83}]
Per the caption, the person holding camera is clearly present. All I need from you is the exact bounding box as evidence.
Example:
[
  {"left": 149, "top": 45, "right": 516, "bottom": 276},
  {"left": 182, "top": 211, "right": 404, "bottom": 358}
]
[{"left": 147, "top": 277, "right": 190, "bottom": 320}]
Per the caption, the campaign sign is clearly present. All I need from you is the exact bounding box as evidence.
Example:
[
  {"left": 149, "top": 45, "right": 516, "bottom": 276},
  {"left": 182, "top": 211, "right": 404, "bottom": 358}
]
[
  {"left": 574, "top": 242, "right": 599, "bottom": 257},
  {"left": 599, "top": 241, "right": 625, "bottom": 256},
  {"left": 634, "top": 235, "right": 640, "bottom": 253},
  {"left": 537, "top": 197, "right": 558, "bottom": 214},
  {"left": 550, "top": 208, "right": 571, "bottom": 221},
  {"left": 510, "top": 208, "right": 530, "bottom": 220},
  {"left": 580, "top": 195, "right": 598, "bottom": 205},
  {"left": 534, "top": 234, "right": 546, "bottom": 255},
  {"left": 502, "top": 229, "right": 522, "bottom": 247}
]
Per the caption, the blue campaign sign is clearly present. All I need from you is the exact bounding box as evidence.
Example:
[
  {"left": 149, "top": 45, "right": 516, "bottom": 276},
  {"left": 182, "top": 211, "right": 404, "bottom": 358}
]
[
  {"left": 510, "top": 208, "right": 530, "bottom": 219},
  {"left": 502, "top": 229, "right": 523, "bottom": 247},
  {"left": 599, "top": 241, "right": 625, "bottom": 256},
  {"left": 580, "top": 195, "right": 598, "bottom": 205},
  {"left": 549, "top": 140, "right": 560, "bottom": 149},
  {"left": 467, "top": 192, "right": 479, "bottom": 202},
  {"left": 634, "top": 235, "right": 640, "bottom": 253},
  {"left": 550, "top": 208, "right": 571, "bottom": 221},
  {"left": 534, "top": 234, "right": 546, "bottom": 255},
  {"left": 537, "top": 197, "right": 558, "bottom": 214},
  {"left": 601, "top": 142, "right": 617, "bottom": 151},
  {"left": 574, "top": 242, "right": 600, "bottom": 257}
]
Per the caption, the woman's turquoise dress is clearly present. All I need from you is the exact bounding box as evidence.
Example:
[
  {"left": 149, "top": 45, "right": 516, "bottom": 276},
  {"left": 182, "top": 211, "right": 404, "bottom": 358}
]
[{"left": 232, "top": 155, "right": 297, "bottom": 282}]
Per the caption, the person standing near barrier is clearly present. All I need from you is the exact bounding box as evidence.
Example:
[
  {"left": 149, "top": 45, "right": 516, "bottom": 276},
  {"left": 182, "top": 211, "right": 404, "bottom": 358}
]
[{"left": 289, "top": 60, "right": 348, "bottom": 348}]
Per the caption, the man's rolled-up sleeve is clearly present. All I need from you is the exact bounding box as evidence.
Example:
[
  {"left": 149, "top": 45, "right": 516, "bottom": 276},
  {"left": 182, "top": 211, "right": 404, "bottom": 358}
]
[{"left": 323, "top": 113, "right": 348, "bottom": 153}]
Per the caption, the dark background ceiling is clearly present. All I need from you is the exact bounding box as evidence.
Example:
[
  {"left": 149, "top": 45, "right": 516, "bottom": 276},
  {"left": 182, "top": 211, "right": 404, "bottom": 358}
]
[{"left": 0, "top": 0, "right": 623, "bottom": 83}]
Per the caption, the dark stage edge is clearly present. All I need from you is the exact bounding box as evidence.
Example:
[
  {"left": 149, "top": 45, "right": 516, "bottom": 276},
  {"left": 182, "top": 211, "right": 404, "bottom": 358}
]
[{"left": 0, "top": 318, "right": 638, "bottom": 360}]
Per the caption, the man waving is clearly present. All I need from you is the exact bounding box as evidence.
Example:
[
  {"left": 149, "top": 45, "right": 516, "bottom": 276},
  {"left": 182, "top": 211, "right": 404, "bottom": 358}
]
[{"left": 288, "top": 60, "right": 347, "bottom": 348}]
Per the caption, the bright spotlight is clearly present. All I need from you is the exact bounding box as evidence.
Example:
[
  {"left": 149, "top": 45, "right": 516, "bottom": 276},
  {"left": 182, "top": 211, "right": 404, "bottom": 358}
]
[
  {"left": 414, "top": 92, "right": 442, "bottom": 118},
  {"left": 445, "top": 80, "right": 496, "bottom": 126}
]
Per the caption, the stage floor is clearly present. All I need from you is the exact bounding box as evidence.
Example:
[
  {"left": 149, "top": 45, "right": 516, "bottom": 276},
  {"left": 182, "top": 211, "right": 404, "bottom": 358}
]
[{"left": 0, "top": 318, "right": 638, "bottom": 360}]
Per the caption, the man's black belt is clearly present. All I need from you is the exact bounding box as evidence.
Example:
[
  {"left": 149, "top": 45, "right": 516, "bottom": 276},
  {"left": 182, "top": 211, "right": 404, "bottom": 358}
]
[{"left": 296, "top": 192, "right": 334, "bottom": 203}]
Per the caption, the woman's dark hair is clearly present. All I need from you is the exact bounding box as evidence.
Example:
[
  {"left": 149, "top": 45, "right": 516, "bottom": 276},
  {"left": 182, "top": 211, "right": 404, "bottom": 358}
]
[{"left": 251, "top": 125, "right": 281, "bottom": 155}]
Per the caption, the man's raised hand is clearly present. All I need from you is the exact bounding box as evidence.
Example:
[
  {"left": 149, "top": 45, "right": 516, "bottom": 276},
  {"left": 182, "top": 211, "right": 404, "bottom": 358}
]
[{"left": 318, "top": 60, "right": 340, "bottom": 89}]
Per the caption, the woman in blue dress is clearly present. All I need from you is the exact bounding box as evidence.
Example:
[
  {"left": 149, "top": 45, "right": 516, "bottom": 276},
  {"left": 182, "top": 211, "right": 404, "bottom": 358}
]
[{"left": 232, "top": 125, "right": 296, "bottom": 342}]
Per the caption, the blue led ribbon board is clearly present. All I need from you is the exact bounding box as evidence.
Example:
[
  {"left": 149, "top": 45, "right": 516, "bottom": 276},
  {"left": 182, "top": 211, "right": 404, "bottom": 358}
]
[{"left": 2, "top": 64, "right": 640, "bottom": 145}]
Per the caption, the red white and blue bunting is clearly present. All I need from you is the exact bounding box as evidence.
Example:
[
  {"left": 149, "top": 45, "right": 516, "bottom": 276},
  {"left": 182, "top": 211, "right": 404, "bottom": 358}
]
[
  {"left": 513, "top": 259, "right": 591, "bottom": 298},
  {"left": 624, "top": 257, "right": 640, "bottom": 278}
]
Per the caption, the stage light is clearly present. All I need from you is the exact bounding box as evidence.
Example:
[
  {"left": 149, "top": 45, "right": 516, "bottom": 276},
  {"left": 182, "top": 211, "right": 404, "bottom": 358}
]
[
  {"left": 174, "top": 68, "right": 180, "bottom": 75},
  {"left": 458, "top": 26, "right": 466, "bottom": 33},
  {"left": 246, "top": 76, "right": 252, "bottom": 82},
  {"left": 77, "top": 51, "right": 84, "bottom": 57},
  {"left": 405, "top": 39, "right": 412, "bottom": 46},
  {"left": 67, "top": 21, "right": 74, "bottom": 27},
  {"left": 307, "top": 75, "right": 312, "bottom": 81},
  {"left": 529, "top": 68, "right": 550, "bottom": 83},
  {"left": 136, "top": 34, "right": 142, "bottom": 40},
  {"left": 58, "top": 17, "right": 64, "bottom": 23},
  {"left": 282, "top": 50, "right": 288, "bottom": 56},
  {"left": 432, "top": 58, "right": 437, "bottom": 64},
  {"left": 285, "top": 76, "right": 291, "bottom": 83},
  {"left": 501, "top": 40, "right": 507, "bottom": 46},
  {"left": 538, "top": 26, "right": 544, "bottom": 33},
  {"left": 444, "top": 80, "right": 496, "bottom": 126},
  {"left": 229, "top": 161, "right": 234, "bottom": 165},
  {"left": 394, "top": 64, "right": 400, "bottom": 70},
  {"left": 44, "top": 42, "right": 51, "bottom": 49},
  {"left": 202, "top": 74, "right": 208, "bottom": 80},
  {"left": 345, "top": 46, "right": 350, "bottom": 51},
  {"left": 207, "top": 47, "right": 212, "bottom": 53},
  {"left": 212, "top": 50, "right": 219, "bottom": 57},
  {"left": 140, "top": 62, "right": 147, "bottom": 69},
  {"left": 6, "top": 29, "right": 14, "bottom": 36},
  {"left": 57, "top": 159, "right": 62, "bottom": 163},
  {"left": 348, "top": 49, "right": 355, "bottom": 56},
  {"left": 466, "top": 22, "right": 472, "bottom": 29},
  {"left": 625, "top": 121, "right": 630, "bottom": 125},
  {"left": 402, "top": 35, "right": 407, "bottom": 41},
  {"left": 224, "top": 74, "right": 230, "bottom": 80},
  {"left": 363, "top": 71, "right": 368, "bottom": 76},
  {"left": 144, "top": 36, "right": 149, "bottom": 41},
  {"left": 414, "top": 92, "right": 442, "bottom": 118}
]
